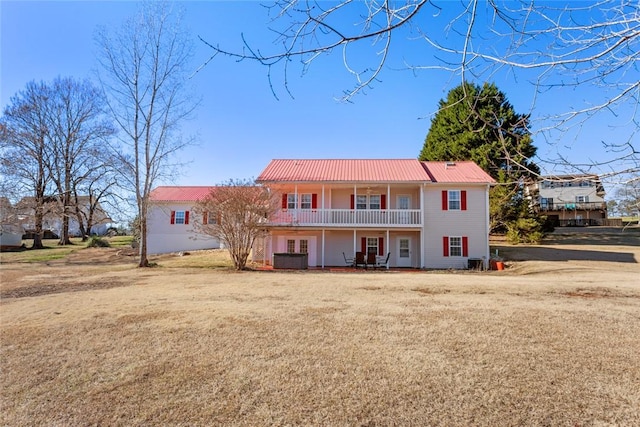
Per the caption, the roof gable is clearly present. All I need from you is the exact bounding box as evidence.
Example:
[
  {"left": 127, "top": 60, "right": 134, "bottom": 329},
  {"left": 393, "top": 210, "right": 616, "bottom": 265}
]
[{"left": 421, "top": 161, "right": 495, "bottom": 183}]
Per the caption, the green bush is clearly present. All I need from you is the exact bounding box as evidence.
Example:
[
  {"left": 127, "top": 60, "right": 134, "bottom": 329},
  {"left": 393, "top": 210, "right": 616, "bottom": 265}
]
[
  {"left": 86, "top": 236, "right": 111, "bottom": 248},
  {"left": 506, "top": 218, "right": 545, "bottom": 244}
]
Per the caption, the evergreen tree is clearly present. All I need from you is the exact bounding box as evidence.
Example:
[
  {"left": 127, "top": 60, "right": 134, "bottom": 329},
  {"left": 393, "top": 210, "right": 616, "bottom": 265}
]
[{"left": 420, "top": 82, "right": 546, "bottom": 240}]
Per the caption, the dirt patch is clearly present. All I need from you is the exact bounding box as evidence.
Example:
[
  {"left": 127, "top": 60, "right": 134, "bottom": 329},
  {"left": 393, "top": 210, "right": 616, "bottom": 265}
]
[{"left": 1, "top": 278, "right": 131, "bottom": 299}]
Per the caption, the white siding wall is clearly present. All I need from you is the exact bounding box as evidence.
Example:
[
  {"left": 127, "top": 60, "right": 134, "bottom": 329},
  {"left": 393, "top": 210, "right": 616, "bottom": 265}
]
[
  {"left": 423, "top": 184, "right": 490, "bottom": 269},
  {"left": 147, "top": 202, "right": 220, "bottom": 254}
]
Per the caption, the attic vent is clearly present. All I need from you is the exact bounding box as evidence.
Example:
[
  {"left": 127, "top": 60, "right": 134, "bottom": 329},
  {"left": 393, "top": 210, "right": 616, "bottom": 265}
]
[{"left": 445, "top": 162, "right": 456, "bottom": 169}]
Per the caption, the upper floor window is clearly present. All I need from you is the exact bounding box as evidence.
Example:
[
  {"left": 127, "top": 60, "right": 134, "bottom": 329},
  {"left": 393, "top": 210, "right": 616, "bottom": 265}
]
[
  {"left": 442, "top": 190, "right": 467, "bottom": 211},
  {"left": 369, "top": 195, "right": 381, "bottom": 210},
  {"left": 170, "top": 210, "right": 189, "bottom": 225},
  {"left": 356, "top": 195, "right": 367, "bottom": 210},
  {"left": 300, "top": 194, "right": 312, "bottom": 210},
  {"left": 287, "top": 194, "right": 297, "bottom": 210},
  {"left": 576, "top": 195, "right": 589, "bottom": 203}
]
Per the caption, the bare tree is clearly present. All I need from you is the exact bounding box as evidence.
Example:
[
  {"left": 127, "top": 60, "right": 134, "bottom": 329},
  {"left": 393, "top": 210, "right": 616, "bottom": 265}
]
[
  {"left": 96, "top": 1, "right": 199, "bottom": 267},
  {"left": 192, "top": 180, "right": 279, "bottom": 270},
  {"left": 200, "top": 0, "right": 639, "bottom": 179},
  {"left": 46, "top": 77, "right": 115, "bottom": 245},
  {"left": 0, "top": 81, "right": 53, "bottom": 249}
]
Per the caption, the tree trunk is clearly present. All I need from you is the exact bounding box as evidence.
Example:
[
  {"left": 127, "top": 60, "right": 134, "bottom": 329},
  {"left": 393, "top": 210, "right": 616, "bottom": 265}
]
[
  {"left": 138, "top": 207, "right": 149, "bottom": 267},
  {"left": 31, "top": 204, "right": 44, "bottom": 249}
]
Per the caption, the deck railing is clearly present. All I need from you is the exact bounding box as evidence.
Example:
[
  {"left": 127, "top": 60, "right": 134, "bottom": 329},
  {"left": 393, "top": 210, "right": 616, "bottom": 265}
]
[
  {"left": 538, "top": 202, "right": 607, "bottom": 211},
  {"left": 269, "top": 209, "right": 422, "bottom": 227}
]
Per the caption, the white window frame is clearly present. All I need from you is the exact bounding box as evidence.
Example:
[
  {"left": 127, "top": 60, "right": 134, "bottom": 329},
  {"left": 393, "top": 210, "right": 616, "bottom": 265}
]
[
  {"left": 300, "top": 194, "right": 312, "bottom": 210},
  {"left": 356, "top": 195, "right": 367, "bottom": 210},
  {"left": 449, "top": 236, "right": 462, "bottom": 257},
  {"left": 366, "top": 237, "right": 379, "bottom": 256},
  {"left": 576, "top": 195, "right": 589, "bottom": 203},
  {"left": 287, "top": 194, "right": 297, "bottom": 210},
  {"left": 448, "top": 190, "right": 461, "bottom": 211},
  {"left": 299, "top": 239, "right": 308, "bottom": 254},
  {"left": 174, "top": 211, "right": 186, "bottom": 225},
  {"left": 369, "top": 195, "right": 381, "bottom": 210},
  {"left": 286, "top": 239, "right": 296, "bottom": 253}
]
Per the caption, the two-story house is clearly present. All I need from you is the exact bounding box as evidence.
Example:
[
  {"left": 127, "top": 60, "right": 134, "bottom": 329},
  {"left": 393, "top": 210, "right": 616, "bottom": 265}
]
[
  {"left": 147, "top": 186, "right": 221, "bottom": 254},
  {"left": 255, "top": 159, "right": 495, "bottom": 269},
  {"left": 526, "top": 174, "right": 607, "bottom": 226}
]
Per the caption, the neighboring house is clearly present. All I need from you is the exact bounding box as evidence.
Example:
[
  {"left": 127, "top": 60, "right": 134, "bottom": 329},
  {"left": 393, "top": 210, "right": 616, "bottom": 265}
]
[
  {"left": 525, "top": 175, "right": 607, "bottom": 226},
  {"left": 147, "top": 186, "right": 221, "bottom": 254},
  {"left": 255, "top": 159, "right": 495, "bottom": 269},
  {"left": 14, "top": 196, "right": 113, "bottom": 238}
]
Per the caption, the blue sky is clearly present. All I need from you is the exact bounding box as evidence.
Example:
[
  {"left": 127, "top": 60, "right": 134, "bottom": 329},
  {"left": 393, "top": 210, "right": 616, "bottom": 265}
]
[{"left": 1, "top": 1, "right": 636, "bottom": 188}]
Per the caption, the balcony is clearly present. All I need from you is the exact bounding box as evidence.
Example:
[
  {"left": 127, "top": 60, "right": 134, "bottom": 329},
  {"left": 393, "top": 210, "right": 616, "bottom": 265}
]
[
  {"left": 268, "top": 209, "right": 422, "bottom": 227},
  {"left": 538, "top": 202, "right": 607, "bottom": 212}
]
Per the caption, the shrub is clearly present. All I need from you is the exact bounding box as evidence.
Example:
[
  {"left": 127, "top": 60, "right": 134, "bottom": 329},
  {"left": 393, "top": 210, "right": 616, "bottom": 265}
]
[
  {"left": 506, "top": 218, "right": 545, "bottom": 244},
  {"left": 86, "top": 236, "right": 111, "bottom": 248}
]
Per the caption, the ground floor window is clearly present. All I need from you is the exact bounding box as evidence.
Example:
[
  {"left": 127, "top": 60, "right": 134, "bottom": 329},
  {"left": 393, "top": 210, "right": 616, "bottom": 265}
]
[
  {"left": 449, "top": 236, "right": 462, "bottom": 257},
  {"left": 299, "top": 239, "right": 308, "bottom": 254},
  {"left": 287, "top": 239, "right": 296, "bottom": 253},
  {"left": 443, "top": 236, "right": 468, "bottom": 257}
]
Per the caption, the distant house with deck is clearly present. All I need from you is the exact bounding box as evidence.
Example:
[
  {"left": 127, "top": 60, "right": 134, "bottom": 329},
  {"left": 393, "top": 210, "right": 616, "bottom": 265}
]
[{"left": 525, "top": 174, "right": 607, "bottom": 226}]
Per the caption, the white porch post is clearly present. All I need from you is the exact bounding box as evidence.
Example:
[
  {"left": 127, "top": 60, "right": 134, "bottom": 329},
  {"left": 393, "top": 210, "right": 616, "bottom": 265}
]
[
  {"left": 322, "top": 229, "right": 325, "bottom": 269},
  {"left": 386, "top": 229, "right": 390, "bottom": 269},
  {"left": 321, "top": 185, "right": 325, "bottom": 224}
]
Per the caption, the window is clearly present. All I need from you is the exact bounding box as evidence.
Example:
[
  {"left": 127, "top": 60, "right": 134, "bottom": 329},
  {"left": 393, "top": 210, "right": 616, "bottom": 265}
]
[
  {"left": 576, "top": 195, "right": 589, "bottom": 203},
  {"left": 300, "top": 194, "right": 312, "bottom": 209},
  {"left": 287, "top": 194, "right": 297, "bottom": 210},
  {"left": 356, "top": 195, "right": 367, "bottom": 210},
  {"left": 299, "top": 239, "right": 308, "bottom": 254},
  {"left": 540, "top": 198, "right": 553, "bottom": 209},
  {"left": 366, "top": 237, "right": 378, "bottom": 255},
  {"left": 443, "top": 236, "right": 468, "bottom": 257},
  {"left": 171, "top": 210, "right": 189, "bottom": 225},
  {"left": 287, "top": 240, "right": 296, "bottom": 253},
  {"left": 449, "top": 237, "right": 462, "bottom": 257},
  {"left": 369, "top": 195, "right": 381, "bottom": 210},
  {"left": 448, "top": 191, "right": 461, "bottom": 210}
]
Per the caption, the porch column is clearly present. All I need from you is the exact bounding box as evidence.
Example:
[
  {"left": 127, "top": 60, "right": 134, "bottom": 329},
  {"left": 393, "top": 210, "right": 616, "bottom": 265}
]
[
  {"left": 420, "top": 184, "right": 426, "bottom": 268},
  {"left": 386, "top": 229, "right": 390, "bottom": 269},
  {"left": 353, "top": 229, "right": 357, "bottom": 255},
  {"left": 321, "top": 185, "right": 325, "bottom": 224},
  {"left": 322, "top": 229, "right": 325, "bottom": 269}
]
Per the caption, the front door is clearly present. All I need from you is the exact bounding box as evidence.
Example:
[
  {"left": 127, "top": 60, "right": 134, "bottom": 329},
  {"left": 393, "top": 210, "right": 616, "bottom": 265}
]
[{"left": 397, "top": 237, "right": 412, "bottom": 267}]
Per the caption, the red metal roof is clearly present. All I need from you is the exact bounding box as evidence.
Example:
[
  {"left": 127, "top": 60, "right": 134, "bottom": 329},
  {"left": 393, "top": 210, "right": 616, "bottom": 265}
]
[
  {"left": 421, "top": 161, "right": 495, "bottom": 183},
  {"left": 150, "top": 186, "right": 217, "bottom": 202},
  {"left": 257, "top": 159, "right": 495, "bottom": 184},
  {"left": 257, "top": 159, "right": 431, "bottom": 182}
]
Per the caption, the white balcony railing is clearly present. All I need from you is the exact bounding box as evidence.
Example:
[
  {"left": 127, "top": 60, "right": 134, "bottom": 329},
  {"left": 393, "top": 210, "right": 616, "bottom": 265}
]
[{"left": 269, "top": 209, "right": 422, "bottom": 227}]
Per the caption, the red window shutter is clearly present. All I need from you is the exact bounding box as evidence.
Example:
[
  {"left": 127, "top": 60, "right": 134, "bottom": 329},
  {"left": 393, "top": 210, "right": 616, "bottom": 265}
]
[
  {"left": 378, "top": 237, "right": 384, "bottom": 256},
  {"left": 282, "top": 194, "right": 288, "bottom": 209},
  {"left": 461, "top": 190, "right": 467, "bottom": 211},
  {"left": 442, "top": 191, "right": 448, "bottom": 211},
  {"left": 350, "top": 195, "right": 355, "bottom": 209},
  {"left": 381, "top": 194, "right": 387, "bottom": 209},
  {"left": 361, "top": 237, "right": 366, "bottom": 253},
  {"left": 170, "top": 210, "right": 175, "bottom": 224},
  {"left": 443, "top": 236, "right": 449, "bottom": 257},
  {"left": 311, "top": 194, "right": 318, "bottom": 209},
  {"left": 185, "top": 211, "right": 190, "bottom": 225},
  {"left": 216, "top": 212, "right": 222, "bottom": 224},
  {"left": 203, "top": 212, "right": 208, "bottom": 224},
  {"left": 462, "top": 236, "right": 469, "bottom": 257}
]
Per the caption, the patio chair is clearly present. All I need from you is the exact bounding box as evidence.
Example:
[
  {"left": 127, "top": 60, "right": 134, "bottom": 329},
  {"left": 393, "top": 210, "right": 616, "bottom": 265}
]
[
  {"left": 366, "top": 252, "right": 377, "bottom": 268},
  {"left": 343, "top": 252, "right": 354, "bottom": 267},
  {"left": 375, "top": 252, "right": 390, "bottom": 269},
  {"left": 354, "top": 252, "right": 367, "bottom": 268}
]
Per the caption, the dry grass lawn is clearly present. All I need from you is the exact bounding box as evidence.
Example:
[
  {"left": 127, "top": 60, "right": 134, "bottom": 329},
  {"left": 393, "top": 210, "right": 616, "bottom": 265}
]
[{"left": 1, "top": 231, "right": 639, "bottom": 426}]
